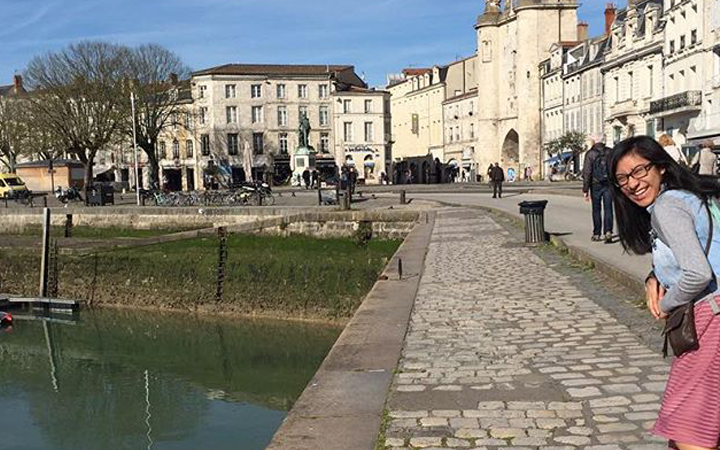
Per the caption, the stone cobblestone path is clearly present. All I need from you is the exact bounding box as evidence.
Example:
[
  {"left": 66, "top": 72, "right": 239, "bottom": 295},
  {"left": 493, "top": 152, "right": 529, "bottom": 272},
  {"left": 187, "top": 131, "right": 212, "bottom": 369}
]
[{"left": 384, "top": 208, "right": 669, "bottom": 450}]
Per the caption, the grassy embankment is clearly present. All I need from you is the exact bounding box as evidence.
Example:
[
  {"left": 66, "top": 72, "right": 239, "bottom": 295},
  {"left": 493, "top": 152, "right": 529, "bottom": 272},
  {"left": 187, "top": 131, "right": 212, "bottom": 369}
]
[
  {"left": 0, "top": 233, "right": 401, "bottom": 319},
  {"left": 5, "top": 225, "right": 195, "bottom": 239}
]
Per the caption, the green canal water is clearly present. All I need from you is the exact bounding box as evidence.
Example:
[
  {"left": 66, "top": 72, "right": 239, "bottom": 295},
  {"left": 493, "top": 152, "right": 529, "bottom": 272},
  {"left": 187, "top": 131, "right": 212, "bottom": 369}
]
[{"left": 0, "top": 308, "right": 342, "bottom": 450}]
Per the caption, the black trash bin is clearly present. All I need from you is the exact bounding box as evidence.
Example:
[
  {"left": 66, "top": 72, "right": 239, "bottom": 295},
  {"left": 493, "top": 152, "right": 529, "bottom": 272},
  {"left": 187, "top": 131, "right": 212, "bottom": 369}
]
[
  {"left": 87, "top": 185, "right": 115, "bottom": 206},
  {"left": 518, "top": 200, "right": 548, "bottom": 244}
]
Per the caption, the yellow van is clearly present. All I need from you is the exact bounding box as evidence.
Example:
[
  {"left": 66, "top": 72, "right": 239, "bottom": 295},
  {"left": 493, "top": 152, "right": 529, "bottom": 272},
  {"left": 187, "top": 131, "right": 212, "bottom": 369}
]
[{"left": 0, "top": 173, "right": 29, "bottom": 198}]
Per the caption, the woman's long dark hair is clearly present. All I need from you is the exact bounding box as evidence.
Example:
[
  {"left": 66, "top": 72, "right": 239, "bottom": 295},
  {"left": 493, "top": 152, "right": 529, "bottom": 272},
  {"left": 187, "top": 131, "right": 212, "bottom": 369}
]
[{"left": 609, "top": 136, "right": 720, "bottom": 255}]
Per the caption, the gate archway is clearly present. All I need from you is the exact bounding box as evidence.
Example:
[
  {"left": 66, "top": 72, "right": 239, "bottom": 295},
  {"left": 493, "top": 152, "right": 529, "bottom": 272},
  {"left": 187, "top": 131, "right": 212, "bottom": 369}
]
[{"left": 501, "top": 129, "right": 520, "bottom": 165}]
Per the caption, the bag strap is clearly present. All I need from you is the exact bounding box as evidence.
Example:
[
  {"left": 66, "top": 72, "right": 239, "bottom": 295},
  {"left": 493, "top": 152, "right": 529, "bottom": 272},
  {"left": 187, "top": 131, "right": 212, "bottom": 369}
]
[{"left": 704, "top": 199, "right": 713, "bottom": 256}]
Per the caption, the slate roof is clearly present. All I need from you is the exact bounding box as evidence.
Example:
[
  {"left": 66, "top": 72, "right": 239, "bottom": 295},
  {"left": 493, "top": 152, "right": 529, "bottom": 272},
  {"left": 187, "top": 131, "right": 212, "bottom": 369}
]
[{"left": 192, "top": 64, "right": 354, "bottom": 77}]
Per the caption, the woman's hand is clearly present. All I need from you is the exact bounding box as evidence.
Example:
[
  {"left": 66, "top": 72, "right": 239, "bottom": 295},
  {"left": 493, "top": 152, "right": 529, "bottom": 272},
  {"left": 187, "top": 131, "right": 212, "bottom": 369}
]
[{"left": 646, "top": 276, "right": 668, "bottom": 320}]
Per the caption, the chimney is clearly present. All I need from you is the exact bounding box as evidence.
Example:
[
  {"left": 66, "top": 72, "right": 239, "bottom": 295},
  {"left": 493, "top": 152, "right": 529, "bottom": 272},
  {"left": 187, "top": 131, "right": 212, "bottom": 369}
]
[
  {"left": 12, "top": 75, "right": 22, "bottom": 93},
  {"left": 577, "top": 21, "right": 589, "bottom": 41},
  {"left": 168, "top": 73, "right": 178, "bottom": 85},
  {"left": 605, "top": 3, "right": 617, "bottom": 36}
]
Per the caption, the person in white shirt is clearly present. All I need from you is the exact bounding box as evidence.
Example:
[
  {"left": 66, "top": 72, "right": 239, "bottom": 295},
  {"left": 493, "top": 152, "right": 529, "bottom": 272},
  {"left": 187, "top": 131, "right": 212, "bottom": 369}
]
[
  {"left": 692, "top": 140, "right": 717, "bottom": 176},
  {"left": 658, "top": 134, "right": 685, "bottom": 165}
]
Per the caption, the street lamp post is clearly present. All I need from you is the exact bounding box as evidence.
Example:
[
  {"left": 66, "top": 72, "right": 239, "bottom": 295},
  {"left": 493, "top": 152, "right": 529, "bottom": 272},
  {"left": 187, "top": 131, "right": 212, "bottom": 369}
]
[{"left": 131, "top": 92, "right": 141, "bottom": 206}]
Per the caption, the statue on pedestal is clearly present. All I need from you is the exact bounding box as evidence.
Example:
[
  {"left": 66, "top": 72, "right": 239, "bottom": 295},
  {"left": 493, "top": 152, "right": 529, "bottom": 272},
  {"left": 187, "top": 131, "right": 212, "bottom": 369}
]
[
  {"left": 298, "top": 113, "right": 311, "bottom": 149},
  {"left": 292, "top": 113, "right": 316, "bottom": 186}
]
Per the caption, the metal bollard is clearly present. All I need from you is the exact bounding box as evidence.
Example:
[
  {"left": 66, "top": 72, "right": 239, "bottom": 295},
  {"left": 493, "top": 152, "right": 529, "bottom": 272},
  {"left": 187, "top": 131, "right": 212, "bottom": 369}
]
[
  {"left": 400, "top": 190, "right": 406, "bottom": 205},
  {"left": 518, "top": 201, "right": 549, "bottom": 245},
  {"left": 339, "top": 193, "right": 350, "bottom": 211}
]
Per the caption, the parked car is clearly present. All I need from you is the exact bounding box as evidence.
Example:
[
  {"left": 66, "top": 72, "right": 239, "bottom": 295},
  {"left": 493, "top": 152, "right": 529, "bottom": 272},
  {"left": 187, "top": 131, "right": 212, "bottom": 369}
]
[{"left": 0, "top": 173, "right": 29, "bottom": 198}]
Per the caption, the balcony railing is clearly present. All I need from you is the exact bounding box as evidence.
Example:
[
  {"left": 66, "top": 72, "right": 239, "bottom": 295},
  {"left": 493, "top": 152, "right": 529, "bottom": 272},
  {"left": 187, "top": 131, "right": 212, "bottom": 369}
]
[{"left": 650, "top": 90, "right": 702, "bottom": 115}]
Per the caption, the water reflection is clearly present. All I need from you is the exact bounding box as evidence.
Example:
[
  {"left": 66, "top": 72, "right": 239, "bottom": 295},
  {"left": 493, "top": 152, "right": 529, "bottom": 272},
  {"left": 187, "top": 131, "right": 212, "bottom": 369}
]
[{"left": 0, "top": 309, "right": 341, "bottom": 450}]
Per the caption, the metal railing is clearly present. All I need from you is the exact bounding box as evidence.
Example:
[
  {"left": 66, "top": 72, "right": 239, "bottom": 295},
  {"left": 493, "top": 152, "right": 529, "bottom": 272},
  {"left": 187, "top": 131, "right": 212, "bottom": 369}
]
[{"left": 650, "top": 90, "right": 702, "bottom": 115}]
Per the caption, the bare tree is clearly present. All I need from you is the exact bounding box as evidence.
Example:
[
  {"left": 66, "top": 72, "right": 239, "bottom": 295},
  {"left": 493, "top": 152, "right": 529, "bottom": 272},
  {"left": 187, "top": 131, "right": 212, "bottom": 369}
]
[
  {"left": 0, "top": 96, "right": 31, "bottom": 172},
  {"left": 23, "top": 41, "right": 128, "bottom": 190},
  {"left": 123, "top": 44, "right": 191, "bottom": 188}
]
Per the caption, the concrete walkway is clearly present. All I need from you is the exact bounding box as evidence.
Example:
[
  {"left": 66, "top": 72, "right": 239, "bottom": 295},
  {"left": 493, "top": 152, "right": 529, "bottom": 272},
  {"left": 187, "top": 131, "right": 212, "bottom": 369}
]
[
  {"left": 412, "top": 192, "right": 651, "bottom": 284},
  {"left": 383, "top": 208, "right": 668, "bottom": 449}
]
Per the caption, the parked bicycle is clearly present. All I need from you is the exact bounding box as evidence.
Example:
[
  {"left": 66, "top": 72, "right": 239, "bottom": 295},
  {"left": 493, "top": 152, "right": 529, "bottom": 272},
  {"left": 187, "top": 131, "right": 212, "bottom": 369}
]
[{"left": 139, "top": 186, "right": 274, "bottom": 207}]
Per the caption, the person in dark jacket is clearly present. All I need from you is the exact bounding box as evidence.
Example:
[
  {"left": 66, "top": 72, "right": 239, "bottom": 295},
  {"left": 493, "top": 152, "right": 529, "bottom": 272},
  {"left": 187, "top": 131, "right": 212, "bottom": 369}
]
[
  {"left": 582, "top": 141, "right": 614, "bottom": 243},
  {"left": 302, "top": 168, "right": 311, "bottom": 189},
  {"left": 489, "top": 163, "right": 505, "bottom": 198}
]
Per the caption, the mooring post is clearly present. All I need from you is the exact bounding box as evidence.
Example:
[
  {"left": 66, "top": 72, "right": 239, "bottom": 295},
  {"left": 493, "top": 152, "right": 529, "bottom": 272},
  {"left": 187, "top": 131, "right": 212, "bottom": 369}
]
[
  {"left": 345, "top": 182, "right": 352, "bottom": 210},
  {"left": 64, "top": 214, "right": 73, "bottom": 238},
  {"left": 317, "top": 179, "right": 322, "bottom": 206},
  {"left": 39, "top": 208, "right": 51, "bottom": 298},
  {"left": 216, "top": 227, "right": 228, "bottom": 302}
]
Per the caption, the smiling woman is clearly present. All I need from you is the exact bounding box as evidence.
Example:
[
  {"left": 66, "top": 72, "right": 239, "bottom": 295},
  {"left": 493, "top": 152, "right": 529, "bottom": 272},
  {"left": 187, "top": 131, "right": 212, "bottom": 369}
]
[{"left": 609, "top": 136, "right": 720, "bottom": 449}]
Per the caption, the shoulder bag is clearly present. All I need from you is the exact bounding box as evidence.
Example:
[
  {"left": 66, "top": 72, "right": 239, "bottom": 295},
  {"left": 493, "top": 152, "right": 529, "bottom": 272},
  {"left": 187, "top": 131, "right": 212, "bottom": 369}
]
[{"left": 662, "top": 200, "right": 714, "bottom": 358}]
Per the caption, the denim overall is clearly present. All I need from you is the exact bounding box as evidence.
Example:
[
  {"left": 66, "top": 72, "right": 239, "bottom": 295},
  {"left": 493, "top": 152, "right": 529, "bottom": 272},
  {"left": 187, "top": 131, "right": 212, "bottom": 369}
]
[{"left": 649, "top": 190, "right": 720, "bottom": 313}]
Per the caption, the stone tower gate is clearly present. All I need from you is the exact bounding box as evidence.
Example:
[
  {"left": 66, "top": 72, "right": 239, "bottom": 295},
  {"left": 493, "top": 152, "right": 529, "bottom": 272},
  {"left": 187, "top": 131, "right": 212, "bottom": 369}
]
[{"left": 475, "top": 0, "right": 579, "bottom": 177}]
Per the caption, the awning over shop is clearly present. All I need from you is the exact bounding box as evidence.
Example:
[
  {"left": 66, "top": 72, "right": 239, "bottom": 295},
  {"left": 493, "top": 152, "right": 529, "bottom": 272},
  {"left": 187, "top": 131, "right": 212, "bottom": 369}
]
[{"left": 544, "top": 151, "right": 573, "bottom": 164}]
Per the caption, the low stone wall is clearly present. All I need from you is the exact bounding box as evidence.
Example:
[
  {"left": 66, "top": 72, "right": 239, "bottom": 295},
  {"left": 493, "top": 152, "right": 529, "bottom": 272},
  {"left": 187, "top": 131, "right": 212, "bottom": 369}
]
[
  {"left": 0, "top": 207, "right": 421, "bottom": 240},
  {"left": 0, "top": 206, "right": 288, "bottom": 233}
]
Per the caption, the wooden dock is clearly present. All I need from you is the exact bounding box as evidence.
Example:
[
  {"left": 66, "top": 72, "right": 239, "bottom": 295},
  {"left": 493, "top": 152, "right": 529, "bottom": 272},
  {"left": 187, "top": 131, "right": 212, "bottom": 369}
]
[{"left": 0, "top": 294, "right": 81, "bottom": 312}]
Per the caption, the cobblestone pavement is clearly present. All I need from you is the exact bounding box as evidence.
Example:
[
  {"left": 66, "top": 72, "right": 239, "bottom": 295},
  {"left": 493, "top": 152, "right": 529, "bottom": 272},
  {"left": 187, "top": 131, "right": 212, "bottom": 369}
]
[{"left": 384, "top": 208, "right": 668, "bottom": 450}]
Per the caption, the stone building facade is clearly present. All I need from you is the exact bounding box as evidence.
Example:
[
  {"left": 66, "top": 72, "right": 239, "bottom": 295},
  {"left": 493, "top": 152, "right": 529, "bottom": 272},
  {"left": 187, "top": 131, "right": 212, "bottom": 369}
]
[
  {"left": 442, "top": 55, "right": 478, "bottom": 180},
  {"left": 688, "top": 0, "right": 720, "bottom": 145},
  {"left": 388, "top": 67, "right": 447, "bottom": 162},
  {"left": 474, "top": 0, "right": 580, "bottom": 177},
  {"left": 540, "top": 44, "right": 572, "bottom": 146},
  {"left": 652, "top": 0, "right": 705, "bottom": 145},
  {"left": 116, "top": 64, "right": 391, "bottom": 188},
  {"left": 603, "top": 0, "right": 664, "bottom": 145},
  {"left": 443, "top": 91, "right": 478, "bottom": 180},
  {"left": 331, "top": 86, "right": 391, "bottom": 183},
  {"left": 564, "top": 36, "right": 608, "bottom": 141},
  {"left": 189, "top": 64, "right": 364, "bottom": 186}
]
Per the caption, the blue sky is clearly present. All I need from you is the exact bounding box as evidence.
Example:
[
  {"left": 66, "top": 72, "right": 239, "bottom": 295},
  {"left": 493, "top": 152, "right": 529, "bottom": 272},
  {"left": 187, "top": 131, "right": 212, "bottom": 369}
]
[{"left": 1, "top": 0, "right": 606, "bottom": 88}]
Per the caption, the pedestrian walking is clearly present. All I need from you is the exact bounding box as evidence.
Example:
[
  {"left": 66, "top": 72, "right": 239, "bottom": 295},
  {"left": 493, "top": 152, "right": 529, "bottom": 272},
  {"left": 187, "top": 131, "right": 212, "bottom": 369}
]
[
  {"left": 691, "top": 140, "right": 717, "bottom": 176},
  {"left": 659, "top": 134, "right": 686, "bottom": 166},
  {"left": 610, "top": 136, "right": 720, "bottom": 450},
  {"left": 489, "top": 163, "right": 504, "bottom": 199},
  {"left": 486, "top": 164, "right": 494, "bottom": 185},
  {"left": 302, "top": 168, "right": 311, "bottom": 189},
  {"left": 311, "top": 169, "right": 319, "bottom": 188},
  {"left": 349, "top": 166, "right": 358, "bottom": 193},
  {"left": 582, "top": 140, "right": 614, "bottom": 243}
]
